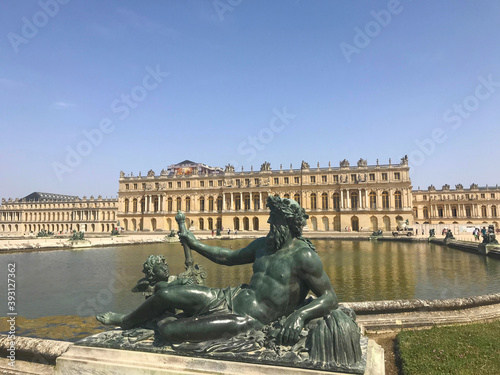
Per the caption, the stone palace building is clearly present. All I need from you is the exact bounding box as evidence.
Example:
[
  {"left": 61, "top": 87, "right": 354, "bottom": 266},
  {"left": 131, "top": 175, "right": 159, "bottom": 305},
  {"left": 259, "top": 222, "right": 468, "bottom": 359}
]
[
  {"left": 412, "top": 183, "right": 500, "bottom": 234},
  {"left": 1, "top": 157, "right": 499, "bottom": 235},
  {"left": 0, "top": 192, "right": 117, "bottom": 235},
  {"left": 117, "top": 158, "right": 413, "bottom": 233}
]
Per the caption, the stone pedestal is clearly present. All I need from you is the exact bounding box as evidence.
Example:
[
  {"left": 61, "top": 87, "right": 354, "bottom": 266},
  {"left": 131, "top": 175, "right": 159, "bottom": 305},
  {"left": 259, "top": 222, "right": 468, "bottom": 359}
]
[
  {"left": 54, "top": 340, "right": 384, "bottom": 375},
  {"left": 478, "top": 243, "right": 495, "bottom": 255}
]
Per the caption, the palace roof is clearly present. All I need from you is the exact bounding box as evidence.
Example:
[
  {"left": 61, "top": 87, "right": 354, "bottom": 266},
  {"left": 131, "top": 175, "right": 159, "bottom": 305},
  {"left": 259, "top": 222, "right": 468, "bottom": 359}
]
[{"left": 21, "top": 192, "right": 79, "bottom": 202}]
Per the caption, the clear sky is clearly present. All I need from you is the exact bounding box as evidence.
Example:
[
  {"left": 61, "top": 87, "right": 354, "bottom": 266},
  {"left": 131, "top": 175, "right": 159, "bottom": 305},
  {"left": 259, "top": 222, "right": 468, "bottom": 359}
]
[{"left": 1, "top": 0, "right": 500, "bottom": 200}]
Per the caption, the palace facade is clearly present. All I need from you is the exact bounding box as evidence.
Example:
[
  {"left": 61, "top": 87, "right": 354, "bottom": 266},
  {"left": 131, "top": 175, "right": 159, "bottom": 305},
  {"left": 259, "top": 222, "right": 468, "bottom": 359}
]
[
  {"left": 117, "top": 157, "right": 413, "bottom": 233},
  {"left": 0, "top": 192, "right": 118, "bottom": 235},
  {"left": 412, "top": 183, "right": 500, "bottom": 234},
  {"left": 1, "top": 158, "right": 499, "bottom": 235}
]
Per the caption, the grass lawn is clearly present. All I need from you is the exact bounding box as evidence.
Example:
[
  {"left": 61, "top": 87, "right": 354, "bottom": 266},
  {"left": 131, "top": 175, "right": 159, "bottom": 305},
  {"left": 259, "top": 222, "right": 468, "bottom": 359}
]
[{"left": 397, "top": 321, "right": 500, "bottom": 375}]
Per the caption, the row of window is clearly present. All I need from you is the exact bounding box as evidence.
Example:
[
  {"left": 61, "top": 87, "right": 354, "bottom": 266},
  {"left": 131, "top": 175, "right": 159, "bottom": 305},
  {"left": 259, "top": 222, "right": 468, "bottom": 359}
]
[
  {"left": 123, "top": 172, "right": 403, "bottom": 191},
  {"left": 0, "top": 211, "right": 116, "bottom": 222},
  {"left": 420, "top": 193, "right": 497, "bottom": 201},
  {"left": 0, "top": 202, "right": 115, "bottom": 209},
  {"left": 415, "top": 205, "right": 498, "bottom": 219},
  {"left": 123, "top": 191, "right": 405, "bottom": 213}
]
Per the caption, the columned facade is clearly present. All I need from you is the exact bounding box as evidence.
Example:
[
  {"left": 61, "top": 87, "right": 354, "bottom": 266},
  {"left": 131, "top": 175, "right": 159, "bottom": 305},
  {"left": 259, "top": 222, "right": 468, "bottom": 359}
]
[
  {"left": 117, "top": 157, "right": 413, "bottom": 232},
  {"left": 412, "top": 183, "right": 500, "bottom": 233},
  {"left": 3, "top": 159, "right": 499, "bottom": 235},
  {"left": 0, "top": 192, "right": 118, "bottom": 235}
]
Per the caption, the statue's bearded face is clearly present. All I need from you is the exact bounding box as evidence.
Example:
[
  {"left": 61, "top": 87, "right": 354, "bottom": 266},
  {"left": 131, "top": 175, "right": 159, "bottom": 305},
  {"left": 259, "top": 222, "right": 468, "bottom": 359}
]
[{"left": 266, "top": 216, "right": 291, "bottom": 252}]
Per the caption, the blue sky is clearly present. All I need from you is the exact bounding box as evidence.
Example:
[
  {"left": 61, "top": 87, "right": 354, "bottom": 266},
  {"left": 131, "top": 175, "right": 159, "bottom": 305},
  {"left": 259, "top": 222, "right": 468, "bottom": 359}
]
[{"left": 1, "top": 0, "right": 500, "bottom": 200}]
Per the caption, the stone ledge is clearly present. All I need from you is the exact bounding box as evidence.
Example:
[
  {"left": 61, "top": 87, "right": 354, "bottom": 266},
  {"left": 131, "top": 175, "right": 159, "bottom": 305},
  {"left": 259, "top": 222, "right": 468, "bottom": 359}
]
[
  {"left": 0, "top": 357, "right": 54, "bottom": 375},
  {"left": 342, "top": 293, "right": 500, "bottom": 314},
  {"left": 54, "top": 341, "right": 384, "bottom": 375},
  {"left": 0, "top": 336, "right": 72, "bottom": 365},
  {"left": 357, "top": 302, "right": 500, "bottom": 332}
]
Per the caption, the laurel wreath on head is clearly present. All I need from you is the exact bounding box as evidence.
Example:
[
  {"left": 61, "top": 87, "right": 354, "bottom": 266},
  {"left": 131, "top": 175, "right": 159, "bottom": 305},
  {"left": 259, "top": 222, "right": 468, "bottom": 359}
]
[{"left": 266, "top": 196, "right": 316, "bottom": 252}]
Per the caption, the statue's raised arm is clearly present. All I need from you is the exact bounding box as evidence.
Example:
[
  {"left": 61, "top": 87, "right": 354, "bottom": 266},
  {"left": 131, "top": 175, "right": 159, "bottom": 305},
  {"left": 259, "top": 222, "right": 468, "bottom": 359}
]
[{"left": 178, "top": 222, "right": 260, "bottom": 266}]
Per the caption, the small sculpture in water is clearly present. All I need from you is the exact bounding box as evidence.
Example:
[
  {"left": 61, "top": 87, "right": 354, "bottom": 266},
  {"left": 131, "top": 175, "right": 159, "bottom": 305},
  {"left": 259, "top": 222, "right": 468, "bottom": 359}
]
[
  {"left": 70, "top": 230, "right": 85, "bottom": 241},
  {"left": 482, "top": 225, "right": 499, "bottom": 245},
  {"left": 445, "top": 229, "right": 455, "bottom": 240}
]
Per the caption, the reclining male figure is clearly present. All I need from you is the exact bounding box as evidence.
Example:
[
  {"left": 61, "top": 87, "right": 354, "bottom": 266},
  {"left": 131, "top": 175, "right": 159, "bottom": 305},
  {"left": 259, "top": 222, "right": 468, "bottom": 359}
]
[{"left": 97, "top": 196, "right": 337, "bottom": 345}]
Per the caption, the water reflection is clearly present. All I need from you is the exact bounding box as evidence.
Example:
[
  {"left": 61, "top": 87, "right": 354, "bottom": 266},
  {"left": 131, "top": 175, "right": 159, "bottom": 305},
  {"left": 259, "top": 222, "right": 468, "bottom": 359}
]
[{"left": 0, "top": 239, "right": 499, "bottom": 319}]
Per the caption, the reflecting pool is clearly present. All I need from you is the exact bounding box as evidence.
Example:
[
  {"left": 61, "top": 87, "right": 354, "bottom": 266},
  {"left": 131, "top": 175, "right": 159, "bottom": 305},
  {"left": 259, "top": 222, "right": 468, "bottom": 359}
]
[{"left": 1, "top": 239, "right": 499, "bottom": 319}]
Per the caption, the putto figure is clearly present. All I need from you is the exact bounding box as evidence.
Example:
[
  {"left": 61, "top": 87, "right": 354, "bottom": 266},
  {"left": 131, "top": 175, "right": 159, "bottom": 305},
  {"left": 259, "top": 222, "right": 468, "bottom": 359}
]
[
  {"left": 131, "top": 255, "right": 194, "bottom": 298},
  {"left": 97, "top": 196, "right": 337, "bottom": 345}
]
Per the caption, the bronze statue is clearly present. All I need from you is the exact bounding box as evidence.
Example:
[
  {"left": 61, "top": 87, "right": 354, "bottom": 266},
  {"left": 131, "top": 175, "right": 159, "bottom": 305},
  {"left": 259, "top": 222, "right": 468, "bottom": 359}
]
[
  {"left": 131, "top": 255, "right": 195, "bottom": 298},
  {"left": 97, "top": 196, "right": 337, "bottom": 345}
]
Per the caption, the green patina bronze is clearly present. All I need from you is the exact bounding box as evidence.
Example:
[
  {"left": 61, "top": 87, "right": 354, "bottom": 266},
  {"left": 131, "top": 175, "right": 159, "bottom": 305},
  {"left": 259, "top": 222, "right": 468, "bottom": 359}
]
[
  {"left": 37, "top": 229, "right": 53, "bottom": 237},
  {"left": 131, "top": 255, "right": 197, "bottom": 299},
  {"left": 95, "top": 196, "right": 364, "bottom": 372},
  {"left": 70, "top": 230, "right": 85, "bottom": 241}
]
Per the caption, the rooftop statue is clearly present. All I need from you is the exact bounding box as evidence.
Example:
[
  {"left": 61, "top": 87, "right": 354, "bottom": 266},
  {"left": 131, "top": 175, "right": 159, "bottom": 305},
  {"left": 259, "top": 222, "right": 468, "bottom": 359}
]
[
  {"left": 260, "top": 161, "right": 271, "bottom": 171},
  {"left": 340, "top": 159, "right": 350, "bottom": 168},
  {"left": 95, "top": 196, "right": 364, "bottom": 372},
  {"left": 357, "top": 158, "right": 367, "bottom": 167}
]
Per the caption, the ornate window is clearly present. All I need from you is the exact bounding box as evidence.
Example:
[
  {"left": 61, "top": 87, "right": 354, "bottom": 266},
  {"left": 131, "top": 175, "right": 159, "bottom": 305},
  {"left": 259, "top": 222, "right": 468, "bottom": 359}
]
[
  {"left": 465, "top": 206, "right": 472, "bottom": 218},
  {"left": 253, "top": 194, "right": 260, "bottom": 210},
  {"left": 394, "top": 191, "right": 402, "bottom": 209},
  {"left": 321, "top": 193, "right": 328, "bottom": 209},
  {"left": 369, "top": 192, "right": 376, "bottom": 209},
  {"left": 350, "top": 192, "right": 358, "bottom": 209},
  {"left": 438, "top": 206, "right": 444, "bottom": 218},
  {"left": 382, "top": 191, "right": 389, "bottom": 209},
  {"left": 310, "top": 193, "right": 317, "bottom": 210},
  {"left": 294, "top": 193, "right": 301, "bottom": 205},
  {"left": 333, "top": 193, "right": 340, "bottom": 210}
]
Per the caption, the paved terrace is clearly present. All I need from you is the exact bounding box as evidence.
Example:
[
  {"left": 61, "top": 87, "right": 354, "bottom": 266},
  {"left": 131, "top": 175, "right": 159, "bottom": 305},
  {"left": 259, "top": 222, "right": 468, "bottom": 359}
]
[{"left": 0, "top": 230, "right": 485, "bottom": 252}]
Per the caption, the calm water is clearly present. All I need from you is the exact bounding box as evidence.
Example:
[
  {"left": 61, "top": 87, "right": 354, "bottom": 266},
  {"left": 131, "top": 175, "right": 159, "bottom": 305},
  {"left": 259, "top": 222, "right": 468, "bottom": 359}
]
[{"left": 1, "top": 239, "right": 500, "bottom": 319}]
